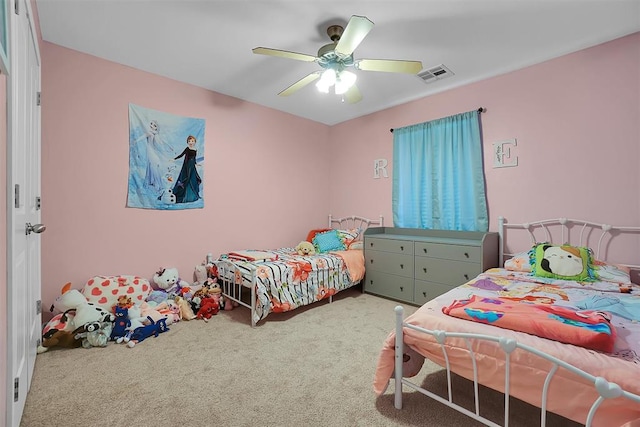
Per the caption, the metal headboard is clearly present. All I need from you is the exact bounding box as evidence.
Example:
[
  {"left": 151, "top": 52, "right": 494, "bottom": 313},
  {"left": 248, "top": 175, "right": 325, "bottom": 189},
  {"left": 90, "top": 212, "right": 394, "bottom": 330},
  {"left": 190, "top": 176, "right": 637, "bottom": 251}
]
[
  {"left": 498, "top": 216, "right": 640, "bottom": 269},
  {"left": 328, "top": 214, "right": 384, "bottom": 236}
]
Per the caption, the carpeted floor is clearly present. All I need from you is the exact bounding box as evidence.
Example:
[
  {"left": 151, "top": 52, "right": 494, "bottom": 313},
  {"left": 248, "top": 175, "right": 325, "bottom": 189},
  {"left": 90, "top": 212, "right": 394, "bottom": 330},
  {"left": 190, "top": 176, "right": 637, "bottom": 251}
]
[{"left": 20, "top": 287, "right": 580, "bottom": 427}]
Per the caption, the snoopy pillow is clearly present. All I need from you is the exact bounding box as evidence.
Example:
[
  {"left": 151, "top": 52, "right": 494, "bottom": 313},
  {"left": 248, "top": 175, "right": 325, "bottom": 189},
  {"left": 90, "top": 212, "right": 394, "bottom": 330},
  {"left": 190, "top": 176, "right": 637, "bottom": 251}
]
[{"left": 529, "top": 243, "right": 595, "bottom": 281}]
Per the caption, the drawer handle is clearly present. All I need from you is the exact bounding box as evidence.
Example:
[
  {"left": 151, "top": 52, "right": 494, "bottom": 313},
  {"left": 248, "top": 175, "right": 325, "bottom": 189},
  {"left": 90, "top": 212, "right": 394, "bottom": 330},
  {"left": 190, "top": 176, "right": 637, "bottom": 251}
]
[
  {"left": 370, "top": 242, "right": 374, "bottom": 247},
  {"left": 423, "top": 248, "right": 427, "bottom": 253},
  {"left": 369, "top": 280, "right": 373, "bottom": 285},
  {"left": 464, "top": 274, "right": 469, "bottom": 280},
  {"left": 423, "top": 292, "right": 427, "bottom": 298},
  {"left": 370, "top": 259, "right": 374, "bottom": 264},
  {"left": 400, "top": 286, "right": 404, "bottom": 292},
  {"left": 464, "top": 252, "right": 469, "bottom": 258},
  {"left": 400, "top": 245, "right": 404, "bottom": 251},
  {"left": 423, "top": 267, "right": 427, "bottom": 273},
  {"left": 400, "top": 264, "right": 404, "bottom": 269}
]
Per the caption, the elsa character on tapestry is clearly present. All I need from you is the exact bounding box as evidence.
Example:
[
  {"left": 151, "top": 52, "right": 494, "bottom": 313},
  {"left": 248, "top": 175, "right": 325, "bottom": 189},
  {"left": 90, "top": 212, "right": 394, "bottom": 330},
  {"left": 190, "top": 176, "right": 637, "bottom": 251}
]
[{"left": 127, "top": 103, "right": 205, "bottom": 210}]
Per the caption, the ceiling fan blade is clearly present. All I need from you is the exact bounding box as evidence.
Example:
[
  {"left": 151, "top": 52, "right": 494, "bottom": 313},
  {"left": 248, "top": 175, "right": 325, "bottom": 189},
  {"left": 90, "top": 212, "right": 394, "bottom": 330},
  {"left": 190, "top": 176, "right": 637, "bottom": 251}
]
[
  {"left": 343, "top": 84, "right": 362, "bottom": 104},
  {"left": 335, "top": 15, "right": 374, "bottom": 57},
  {"left": 356, "top": 59, "right": 423, "bottom": 74},
  {"left": 278, "top": 72, "right": 321, "bottom": 96},
  {"left": 252, "top": 47, "right": 317, "bottom": 62}
]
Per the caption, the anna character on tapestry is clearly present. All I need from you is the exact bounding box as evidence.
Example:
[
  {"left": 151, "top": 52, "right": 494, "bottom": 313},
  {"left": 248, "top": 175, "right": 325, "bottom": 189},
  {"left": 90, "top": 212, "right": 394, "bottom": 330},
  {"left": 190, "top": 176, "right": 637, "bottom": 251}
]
[
  {"left": 127, "top": 104, "right": 205, "bottom": 210},
  {"left": 172, "top": 135, "right": 202, "bottom": 203}
]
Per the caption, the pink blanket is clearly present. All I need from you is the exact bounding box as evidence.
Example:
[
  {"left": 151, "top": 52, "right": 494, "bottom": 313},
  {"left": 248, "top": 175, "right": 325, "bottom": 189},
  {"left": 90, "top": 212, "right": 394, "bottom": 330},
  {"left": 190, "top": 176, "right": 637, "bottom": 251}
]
[
  {"left": 374, "top": 268, "right": 640, "bottom": 427},
  {"left": 442, "top": 295, "right": 616, "bottom": 352}
]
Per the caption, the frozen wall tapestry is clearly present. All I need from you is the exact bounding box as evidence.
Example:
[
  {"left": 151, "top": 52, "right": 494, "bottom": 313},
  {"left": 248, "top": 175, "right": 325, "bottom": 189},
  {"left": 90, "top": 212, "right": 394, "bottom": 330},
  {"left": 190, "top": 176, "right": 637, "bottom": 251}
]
[{"left": 127, "top": 104, "right": 205, "bottom": 210}]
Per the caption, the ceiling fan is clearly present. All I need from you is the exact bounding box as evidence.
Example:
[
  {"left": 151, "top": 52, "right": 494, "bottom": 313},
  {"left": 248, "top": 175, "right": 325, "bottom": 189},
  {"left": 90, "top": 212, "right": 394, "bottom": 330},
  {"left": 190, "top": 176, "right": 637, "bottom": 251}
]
[{"left": 252, "top": 15, "right": 423, "bottom": 103}]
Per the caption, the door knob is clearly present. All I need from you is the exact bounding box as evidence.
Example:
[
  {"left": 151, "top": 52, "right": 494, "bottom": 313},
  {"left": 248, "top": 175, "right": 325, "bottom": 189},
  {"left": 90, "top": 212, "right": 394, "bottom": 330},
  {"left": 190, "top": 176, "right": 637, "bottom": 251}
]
[{"left": 26, "top": 223, "right": 46, "bottom": 235}]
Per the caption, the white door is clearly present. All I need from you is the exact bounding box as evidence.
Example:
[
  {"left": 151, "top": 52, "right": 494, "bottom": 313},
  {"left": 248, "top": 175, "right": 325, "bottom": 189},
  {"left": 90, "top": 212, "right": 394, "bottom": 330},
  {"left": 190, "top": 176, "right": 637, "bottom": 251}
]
[{"left": 7, "top": 0, "right": 42, "bottom": 425}]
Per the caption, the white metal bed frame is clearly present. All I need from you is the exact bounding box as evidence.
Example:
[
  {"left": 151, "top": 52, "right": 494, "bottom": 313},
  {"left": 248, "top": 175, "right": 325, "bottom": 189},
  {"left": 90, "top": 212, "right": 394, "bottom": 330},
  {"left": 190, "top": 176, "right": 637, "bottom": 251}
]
[
  {"left": 393, "top": 216, "right": 640, "bottom": 427},
  {"left": 214, "top": 214, "right": 384, "bottom": 327}
]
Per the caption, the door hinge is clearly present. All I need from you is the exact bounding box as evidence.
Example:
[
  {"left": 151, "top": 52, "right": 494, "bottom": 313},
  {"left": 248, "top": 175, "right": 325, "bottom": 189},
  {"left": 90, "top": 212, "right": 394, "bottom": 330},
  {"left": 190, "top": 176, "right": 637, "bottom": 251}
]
[
  {"left": 14, "top": 0, "right": 19, "bottom": 15},
  {"left": 36, "top": 299, "right": 42, "bottom": 314},
  {"left": 36, "top": 196, "right": 41, "bottom": 210},
  {"left": 14, "top": 184, "right": 20, "bottom": 208},
  {"left": 14, "top": 378, "right": 19, "bottom": 402},
  {"left": 36, "top": 338, "right": 41, "bottom": 347},
  {"left": 36, "top": 91, "right": 41, "bottom": 106}
]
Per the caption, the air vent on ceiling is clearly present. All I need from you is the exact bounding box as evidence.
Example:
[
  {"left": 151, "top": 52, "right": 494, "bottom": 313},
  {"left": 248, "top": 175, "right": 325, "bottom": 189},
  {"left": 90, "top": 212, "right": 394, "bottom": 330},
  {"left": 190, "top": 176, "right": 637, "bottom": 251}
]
[{"left": 417, "top": 64, "right": 454, "bottom": 84}]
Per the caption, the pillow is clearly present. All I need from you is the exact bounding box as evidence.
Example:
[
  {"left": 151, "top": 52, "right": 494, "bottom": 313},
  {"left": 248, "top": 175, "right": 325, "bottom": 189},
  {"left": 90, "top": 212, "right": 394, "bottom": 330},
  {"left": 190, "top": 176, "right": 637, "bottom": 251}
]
[
  {"left": 529, "top": 243, "right": 595, "bottom": 281},
  {"left": 592, "top": 260, "right": 633, "bottom": 285},
  {"left": 348, "top": 241, "right": 364, "bottom": 250},
  {"left": 504, "top": 251, "right": 532, "bottom": 272},
  {"left": 336, "top": 228, "right": 360, "bottom": 247},
  {"left": 306, "top": 228, "right": 332, "bottom": 243},
  {"left": 312, "top": 229, "right": 346, "bottom": 253}
]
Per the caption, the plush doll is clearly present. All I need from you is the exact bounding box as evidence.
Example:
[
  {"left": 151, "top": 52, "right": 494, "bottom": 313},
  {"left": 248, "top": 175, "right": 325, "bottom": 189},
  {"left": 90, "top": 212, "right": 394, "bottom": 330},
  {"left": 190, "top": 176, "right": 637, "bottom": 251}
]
[
  {"left": 54, "top": 288, "right": 115, "bottom": 332},
  {"left": 174, "top": 295, "right": 196, "bottom": 321},
  {"left": 38, "top": 330, "right": 82, "bottom": 353},
  {"left": 196, "top": 298, "right": 219, "bottom": 322},
  {"left": 126, "top": 318, "right": 169, "bottom": 348},
  {"left": 116, "top": 295, "right": 133, "bottom": 310},
  {"left": 295, "top": 241, "right": 316, "bottom": 256},
  {"left": 126, "top": 304, "right": 149, "bottom": 330},
  {"left": 75, "top": 321, "right": 113, "bottom": 348},
  {"left": 193, "top": 263, "right": 208, "bottom": 286},
  {"left": 111, "top": 306, "right": 131, "bottom": 343},
  {"left": 138, "top": 301, "right": 169, "bottom": 325},
  {"left": 155, "top": 300, "right": 181, "bottom": 324}
]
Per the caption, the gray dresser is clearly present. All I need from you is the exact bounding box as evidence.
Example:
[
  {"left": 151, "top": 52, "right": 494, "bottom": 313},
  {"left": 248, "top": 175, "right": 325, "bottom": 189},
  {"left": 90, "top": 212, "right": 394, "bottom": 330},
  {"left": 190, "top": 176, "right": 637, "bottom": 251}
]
[{"left": 363, "top": 227, "right": 499, "bottom": 305}]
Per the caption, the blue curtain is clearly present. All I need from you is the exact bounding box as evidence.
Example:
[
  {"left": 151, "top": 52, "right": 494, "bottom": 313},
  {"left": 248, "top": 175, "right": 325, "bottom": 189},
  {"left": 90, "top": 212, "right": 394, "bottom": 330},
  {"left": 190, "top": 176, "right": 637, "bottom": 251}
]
[{"left": 392, "top": 110, "right": 488, "bottom": 231}]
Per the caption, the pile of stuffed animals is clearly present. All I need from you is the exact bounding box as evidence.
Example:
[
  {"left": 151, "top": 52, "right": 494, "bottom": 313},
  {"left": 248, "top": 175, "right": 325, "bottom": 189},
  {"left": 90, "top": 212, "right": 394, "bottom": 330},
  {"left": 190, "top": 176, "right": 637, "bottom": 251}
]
[{"left": 38, "top": 258, "right": 233, "bottom": 353}]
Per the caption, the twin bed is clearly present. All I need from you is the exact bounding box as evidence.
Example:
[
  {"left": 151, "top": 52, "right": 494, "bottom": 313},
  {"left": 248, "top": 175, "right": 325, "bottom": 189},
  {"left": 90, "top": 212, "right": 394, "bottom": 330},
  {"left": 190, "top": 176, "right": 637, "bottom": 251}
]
[
  {"left": 213, "top": 214, "right": 383, "bottom": 327},
  {"left": 374, "top": 217, "right": 640, "bottom": 426},
  {"left": 210, "top": 214, "right": 639, "bottom": 425}
]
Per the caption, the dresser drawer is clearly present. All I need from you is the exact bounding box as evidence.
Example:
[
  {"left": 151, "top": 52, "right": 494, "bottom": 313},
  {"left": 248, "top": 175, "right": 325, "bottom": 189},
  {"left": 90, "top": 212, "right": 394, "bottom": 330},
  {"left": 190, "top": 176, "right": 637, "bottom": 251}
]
[
  {"left": 414, "top": 242, "right": 481, "bottom": 263},
  {"left": 365, "top": 237, "right": 413, "bottom": 255},
  {"left": 414, "top": 280, "right": 456, "bottom": 305},
  {"left": 414, "top": 257, "right": 481, "bottom": 286},
  {"left": 364, "top": 271, "right": 415, "bottom": 303},
  {"left": 366, "top": 250, "right": 413, "bottom": 278}
]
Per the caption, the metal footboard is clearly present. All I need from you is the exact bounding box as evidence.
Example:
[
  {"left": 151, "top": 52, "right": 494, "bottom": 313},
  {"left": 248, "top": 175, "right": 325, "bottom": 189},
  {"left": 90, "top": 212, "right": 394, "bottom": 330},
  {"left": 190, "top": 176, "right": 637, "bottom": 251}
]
[
  {"left": 393, "top": 305, "right": 640, "bottom": 427},
  {"left": 214, "top": 259, "right": 258, "bottom": 327}
]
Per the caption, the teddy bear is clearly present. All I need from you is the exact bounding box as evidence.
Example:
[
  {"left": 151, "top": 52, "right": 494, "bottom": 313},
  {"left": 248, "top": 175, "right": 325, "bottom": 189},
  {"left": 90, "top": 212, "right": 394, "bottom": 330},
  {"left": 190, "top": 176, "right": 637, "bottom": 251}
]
[
  {"left": 295, "top": 240, "right": 316, "bottom": 256},
  {"left": 153, "top": 267, "right": 191, "bottom": 297}
]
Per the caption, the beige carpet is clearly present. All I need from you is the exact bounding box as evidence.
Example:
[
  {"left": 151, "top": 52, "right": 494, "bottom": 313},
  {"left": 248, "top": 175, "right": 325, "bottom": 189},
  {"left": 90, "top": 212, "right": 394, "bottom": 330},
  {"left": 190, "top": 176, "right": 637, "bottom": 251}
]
[{"left": 20, "top": 288, "right": 580, "bottom": 427}]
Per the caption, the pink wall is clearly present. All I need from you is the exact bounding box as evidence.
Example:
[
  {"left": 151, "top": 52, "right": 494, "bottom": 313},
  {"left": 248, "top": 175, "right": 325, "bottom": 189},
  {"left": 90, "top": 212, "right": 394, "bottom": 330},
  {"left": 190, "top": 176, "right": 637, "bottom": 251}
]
[
  {"left": 40, "top": 33, "right": 639, "bottom": 311},
  {"left": 1, "top": 71, "right": 8, "bottom": 427},
  {"left": 329, "top": 33, "right": 640, "bottom": 263},
  {"left": 40, "top": 42, "right": 331, "bottom": 311}
]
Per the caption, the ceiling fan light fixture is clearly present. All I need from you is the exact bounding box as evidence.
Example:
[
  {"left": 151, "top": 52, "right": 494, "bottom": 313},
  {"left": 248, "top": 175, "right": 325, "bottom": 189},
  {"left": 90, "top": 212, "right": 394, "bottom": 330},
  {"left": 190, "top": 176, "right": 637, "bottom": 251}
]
[
  {"left": 334, "top": 70, "right": 357, "bottom": 95},
  {"left": 316, "top": 69, "right": 337, "bottom": 93}
]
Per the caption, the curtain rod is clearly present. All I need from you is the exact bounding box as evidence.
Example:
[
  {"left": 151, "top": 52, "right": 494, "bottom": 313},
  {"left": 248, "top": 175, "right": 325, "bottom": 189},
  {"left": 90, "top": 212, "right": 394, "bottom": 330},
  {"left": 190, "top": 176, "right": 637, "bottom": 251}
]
[{"left": 390, "top": 107, "right": 486, "bottom": 133}]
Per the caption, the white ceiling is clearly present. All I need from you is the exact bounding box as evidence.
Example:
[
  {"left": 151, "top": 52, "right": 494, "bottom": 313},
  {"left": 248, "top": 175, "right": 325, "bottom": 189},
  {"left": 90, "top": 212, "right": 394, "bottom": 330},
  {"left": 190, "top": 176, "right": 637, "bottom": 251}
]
[{"left": 35, "top": 0, "right": 640, "bottom": 126}]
